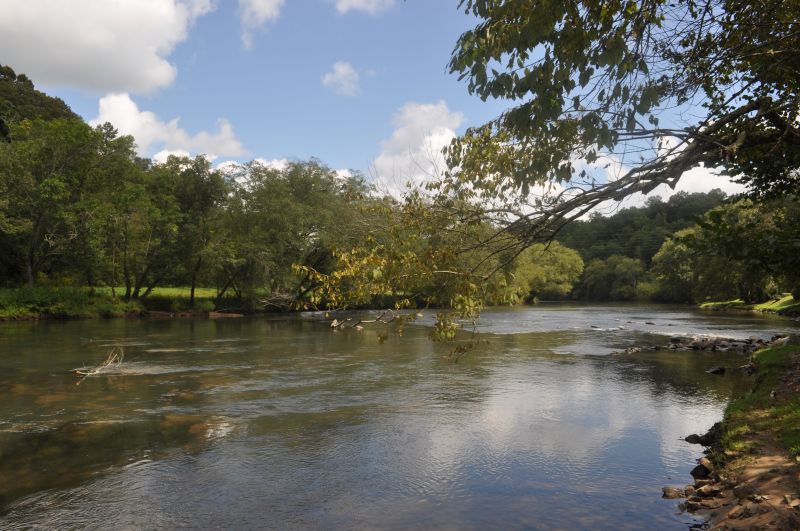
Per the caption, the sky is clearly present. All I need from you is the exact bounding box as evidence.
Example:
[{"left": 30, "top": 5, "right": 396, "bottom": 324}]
[{"left": 0, "top": 0, "right": 743, "bottom": 200}]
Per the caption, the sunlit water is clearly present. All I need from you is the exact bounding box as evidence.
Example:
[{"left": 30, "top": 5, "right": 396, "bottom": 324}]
[{"left": 0, "top": 304, "right": 797, "bottom": 529}]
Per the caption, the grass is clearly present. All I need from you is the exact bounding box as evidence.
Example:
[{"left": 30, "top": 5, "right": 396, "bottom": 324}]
[
  {"left": 0, "top": 285, "right": 237, "bottom": 319},
  {"left": 717, "top": 345, "right": 800, "bottom": 462},
  {"left": 95, "top": 286, "right": 221, "bottom": 299},
  {"left": 701, "top": 294, "right": 800, "bottom": 314},
  {"left": 0, "top": 286, "right": 142, "bottom": 319}
]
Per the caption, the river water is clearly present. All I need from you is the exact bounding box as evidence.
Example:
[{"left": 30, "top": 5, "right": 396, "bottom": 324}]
[{"left": 0, "top": 304, "right": 797, "bottom": 529}]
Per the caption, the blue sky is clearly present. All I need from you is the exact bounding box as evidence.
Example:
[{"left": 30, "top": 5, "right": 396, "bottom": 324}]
[
  {"left": 1, "top": 0, "right": 510, "bottom": 183},
  {"left": 0, "top": 0, "right": 742, "bottom": 200}
]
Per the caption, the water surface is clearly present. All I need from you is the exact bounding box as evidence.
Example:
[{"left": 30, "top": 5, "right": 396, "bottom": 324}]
[{"left": 1, "top": 304, "right": 796, "bottom": 529}]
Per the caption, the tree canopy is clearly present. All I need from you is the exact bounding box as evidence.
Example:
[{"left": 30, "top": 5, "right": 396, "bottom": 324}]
[{"left": 443, "top": 0, "right": 799, "bottom": 239}]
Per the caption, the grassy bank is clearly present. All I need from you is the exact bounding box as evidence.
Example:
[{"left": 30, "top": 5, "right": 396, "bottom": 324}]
[
  {"left": 0, "top": 286, "right": 234, "bottom": 320},
  {"left": 715, "top": 344, "right": 800, "bottom": 462},
  {"left": 700, "top": 294, "right": 800, "bottom": 315},
  {"left": 0, "top": 287, "right": 142, "bottom": 319}
]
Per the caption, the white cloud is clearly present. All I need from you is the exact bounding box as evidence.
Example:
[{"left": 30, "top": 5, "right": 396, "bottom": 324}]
[
  {"left": 335, "top": 0, "right": 394, "bottom": 14},
  {"left": 371, "top": 101, "right": 465, "bottom": 197},
  {"left": 253, "top": 157, "right": 290, "bottom": 170},
  {"left": 335, "top": 169, "right": 354, "bottom": 180},
  {"left": 152, "top": 149, "right": 192, "bottom": 164},
  {"left": 91, "top": 93, "right": 246, "bottom": 159},
  {"left": 0, "top": 0, "right": 213, "bottom": 93},
  {"left": 239, "top": 0, "right": 284, "bottom": 49},
  {"left": 321, "top": 62, "right": 361, "bottom": 96}
]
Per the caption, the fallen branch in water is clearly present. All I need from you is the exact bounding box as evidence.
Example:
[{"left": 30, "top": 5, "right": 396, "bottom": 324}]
[{"left": 74, "top": 347, "right": 124, "bottom": 386}]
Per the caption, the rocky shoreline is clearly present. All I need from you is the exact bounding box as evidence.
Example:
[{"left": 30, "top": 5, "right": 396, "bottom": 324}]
[
  {"left": 659, "top": 343, "right": 800, "bottom": 530},
  {"left": 662, "top": 426, "right": 800, "bottom": 530},
  {"left": 613, "top": 334, "right": 790, "bottom": 358}
]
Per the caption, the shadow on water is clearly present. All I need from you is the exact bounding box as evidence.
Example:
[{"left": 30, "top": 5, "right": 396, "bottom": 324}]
[{"left": 0, "top": 414, "right": 216, "bottom": 510}]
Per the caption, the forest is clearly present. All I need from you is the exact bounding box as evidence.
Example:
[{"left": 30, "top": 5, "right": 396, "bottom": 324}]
[{"left": 1, "top": 57, "right": 798, "bottom": 319}]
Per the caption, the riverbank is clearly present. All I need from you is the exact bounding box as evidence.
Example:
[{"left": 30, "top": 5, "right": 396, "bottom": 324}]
[
  {"left": 680, "top": 344, "right": 800, "bottom": 529},
  {"left": 701, "top": 294, "right": 800, "bottom": 318},
  {"left": 0, "top": 286, "right": 223, "bottom": 320}
]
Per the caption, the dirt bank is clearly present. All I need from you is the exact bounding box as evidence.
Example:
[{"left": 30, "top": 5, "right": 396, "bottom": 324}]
[{"left": 673, "top": 347, "right": 800, "bottom": 529}]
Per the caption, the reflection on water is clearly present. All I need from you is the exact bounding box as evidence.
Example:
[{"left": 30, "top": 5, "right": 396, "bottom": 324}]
[{"left": 0, "top": 305, "right": 796, "bottom": 529}]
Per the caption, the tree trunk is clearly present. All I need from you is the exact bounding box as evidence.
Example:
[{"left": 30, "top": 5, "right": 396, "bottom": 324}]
[{"left": 189, "top": 256, "right": 202, "bottom": 306}]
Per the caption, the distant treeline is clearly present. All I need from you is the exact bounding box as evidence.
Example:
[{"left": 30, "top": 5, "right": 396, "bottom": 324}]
[{"left": 555, "top": 193, "right": 800, "bottom": 304}]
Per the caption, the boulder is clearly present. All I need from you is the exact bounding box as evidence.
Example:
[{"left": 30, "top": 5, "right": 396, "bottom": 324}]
[
  {"left": 685, "top": 434, "right": 702, "bottom": 444},
  {"left": 691, "top": 463, "right": 711, "bottom": 479},
  {"left": 696, "top": 484, "right": 721, "bottom": 498},
  {"left": 727, "top": 505, "right": 746, "bottom": 519},
  {"left": 706, "top": 366, "right": 726, "bottom": 375},
  {"left": 662, "top": 486, "right": 685, "bottom": 499},
  {"left": 698, "top": 457, "right": 715, "bottom": 472}
]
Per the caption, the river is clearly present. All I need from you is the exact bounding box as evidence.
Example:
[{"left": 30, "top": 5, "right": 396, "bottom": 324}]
[{"left": 1, "top": 304, "right": 798, "bottom": 529}]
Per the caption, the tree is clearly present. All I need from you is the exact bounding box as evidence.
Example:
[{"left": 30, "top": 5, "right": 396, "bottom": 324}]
[
  {"left": 0, "top": 119, "right": 98, "bottom": 285},
  {"left": 442, "top": 0, "right": 800, "bottom": 245},
  {"left": 577, "top": 255, "right": 645, "bottom": 301},
  {"left": 161, "top": 155, "right": 227, "bottom": 306},
  {"left": 0, "top": 64, "right": 78, "bottom": 125},
  {"left": 214, "top": 160, "right": 374, "bottom": 310},
  {"left": 505, "top": 242, "right": 584, "bottom": 302}
]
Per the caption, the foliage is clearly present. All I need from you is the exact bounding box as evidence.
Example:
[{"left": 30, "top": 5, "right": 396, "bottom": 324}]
[
  {"left": 0, "top": 64, "right": 77, "bottom": 126},
  {"left": 576, "top": 255, "right": 645, "bottom": 301},
  {"left": 651, "top": 197, "right": 800, "bottom": 303},
  {"left": 213, "top": 160, "right": 373, "bottom": 310},
  {"left": 557, "top": 190, "right": 726, "bottom": 266},
  {"left": 0, "top": 287, "right": 141, "bottom": 319},
  {"left": 503, "top": 242, "right": 584, "bottom": 302},
  {"left": 441, "top": 0, "right": 800, "bottom": 249}
]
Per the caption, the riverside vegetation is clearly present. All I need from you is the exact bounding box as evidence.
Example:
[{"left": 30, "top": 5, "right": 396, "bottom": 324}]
[{"left": 1, "top": 64, "right": 798, "bottom": 322}]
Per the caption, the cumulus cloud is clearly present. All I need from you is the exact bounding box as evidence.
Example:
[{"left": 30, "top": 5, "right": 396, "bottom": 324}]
[
  {"left": 152, "top": 149, "right": 193, "bottom": 164},
  {"left": 91, "top": 93, "right": 246, "bottom": 159},
  {"left": 321, "top": 62, "right": 361, "bottom": 96},
  {"left": 335, "top": 0, "right": 394, "bottom": 14},
  {"left": 371, "top": 101, "right": 465, "bottom": 197},
  {"left": 0, "top": 0, "right": 213, "bottom": 93},
  {"left": 239, "top": 0, "right": 284, "bottom": 49}
]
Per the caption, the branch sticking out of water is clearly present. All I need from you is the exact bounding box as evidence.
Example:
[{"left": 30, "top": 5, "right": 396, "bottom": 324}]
[{"left": 74, "top": 347, "right": 124, "bottom": 386}]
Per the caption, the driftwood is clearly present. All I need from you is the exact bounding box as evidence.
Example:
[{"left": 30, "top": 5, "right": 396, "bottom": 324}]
[
  {"left": 330, "top": 310, "right": 423, "bottom": 331},
  {"left": 74, "top": 347, "right": 124, "bottom": 386}
]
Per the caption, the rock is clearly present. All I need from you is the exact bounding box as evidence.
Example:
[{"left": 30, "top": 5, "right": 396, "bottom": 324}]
[
  {"left": 698, "top": 457, "right": 715, "bottom": 472},
  {"left": 685, "top": 485, "right": 696, "bottom": 496},
  {"left": 691, "top": 463, "right": 711, "bottom": 479},
  {"left": 663, "top": 486, "right": 685, "bottom": 499},
  {"left": 669, "top": 336, "right": 683, "bottom": 344},
  {"left": 684, "top": 499, "right": 702, "bottom": 511},
  {"left": 645, "top": 321, "right": 656, "bottom": 325},
  {"left": 740, "top": 362, "right": 757, "bottom": 375},
  {"left": 145, "top": 310, "right": 173, "bottom": 319},
  {"left": 697, "top": 484, "right": 722, "bottom": 498},
  {"left": 727, "top": 505, "right": 746, "bottom": 519},
  {"left": 732, "top": 485, "right": 753, "bottom": 499},
  {"left": 698, "top": 433, "right": 716, "bottom": 446},
  {"left": 694, "top": 479, "right": 714, "bottom": 488},
  {"left": 208, "top": 311, "right": 244, "bottom": 319},
  {"left": 685, "top": 434, "right": 702, "bottom": 444},
  {"left": 706, "top": 366, "right": 726, "bottom": 375}
]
